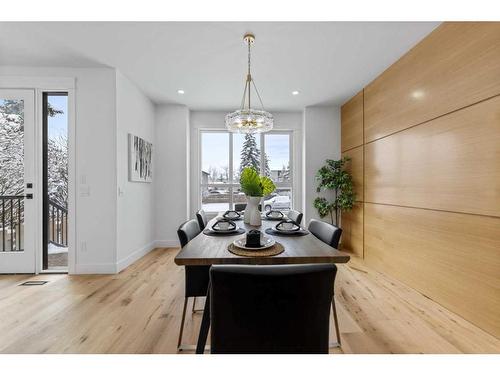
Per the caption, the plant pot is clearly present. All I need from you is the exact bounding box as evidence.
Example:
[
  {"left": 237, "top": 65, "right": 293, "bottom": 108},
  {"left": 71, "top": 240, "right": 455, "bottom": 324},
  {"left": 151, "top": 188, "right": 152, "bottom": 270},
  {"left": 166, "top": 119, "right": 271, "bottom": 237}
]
[{"left": 244, "top": 196, "right": 262, "bottom": 226}]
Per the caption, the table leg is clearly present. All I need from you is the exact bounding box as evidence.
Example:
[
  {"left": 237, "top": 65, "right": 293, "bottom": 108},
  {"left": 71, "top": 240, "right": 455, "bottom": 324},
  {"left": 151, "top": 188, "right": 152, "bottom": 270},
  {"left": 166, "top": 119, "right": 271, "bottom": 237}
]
[{"left": 196, "top": 281, "right": 211, "bottom": 354}]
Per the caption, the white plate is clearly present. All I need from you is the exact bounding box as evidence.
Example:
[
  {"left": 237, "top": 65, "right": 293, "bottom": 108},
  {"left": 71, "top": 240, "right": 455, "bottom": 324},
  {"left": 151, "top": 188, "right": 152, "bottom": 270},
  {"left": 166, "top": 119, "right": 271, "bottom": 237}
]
[
  {"left": 273, "top": 224, "right": 300, "bottom": 233},
  {"left": 233, "top": 235, "right": 275, "bottom": 250}
]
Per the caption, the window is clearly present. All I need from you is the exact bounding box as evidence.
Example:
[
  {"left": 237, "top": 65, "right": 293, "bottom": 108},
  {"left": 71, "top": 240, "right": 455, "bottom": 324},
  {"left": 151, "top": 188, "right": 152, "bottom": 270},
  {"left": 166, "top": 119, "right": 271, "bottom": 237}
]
[{"left": 200, "top": 130, "right": 293, "bottom": 213}]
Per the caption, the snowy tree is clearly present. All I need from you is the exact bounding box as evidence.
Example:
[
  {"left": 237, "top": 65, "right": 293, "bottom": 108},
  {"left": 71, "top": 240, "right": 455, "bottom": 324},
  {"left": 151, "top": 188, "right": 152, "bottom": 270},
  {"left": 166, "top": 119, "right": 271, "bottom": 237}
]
[
  {"left": 239, "top": 133, "right": 272, "bottom": 177},
  {"left": 47, "top": 135, "right": 68, "bottom": 208},
  {"left": 240, "top": 133, "right": 260, "bottom": 174},
  {"left": 1, "top": 100, "right": 66, "bottom": 204},
  {"left": 0, "top": 100, "right": 25, "bottom": 196},
  {"left": 263, "top": 152, "right": 271, "bottom": 177},
  {"left": 207, "top": 166, "right": 219, "bottom": 183}
]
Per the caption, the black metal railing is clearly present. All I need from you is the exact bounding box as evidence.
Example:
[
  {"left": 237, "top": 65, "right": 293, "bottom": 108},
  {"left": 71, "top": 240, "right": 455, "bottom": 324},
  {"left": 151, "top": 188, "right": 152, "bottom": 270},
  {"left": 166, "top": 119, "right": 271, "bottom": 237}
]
[
  {"left": 48, "top": 199, "right": 68, "bottom": 248},
  {"left": 0, "top": 196, "right": 68, "bottom": 252},
  {"left": 0, "top": 195, "right": 24, "bottom": 252}
]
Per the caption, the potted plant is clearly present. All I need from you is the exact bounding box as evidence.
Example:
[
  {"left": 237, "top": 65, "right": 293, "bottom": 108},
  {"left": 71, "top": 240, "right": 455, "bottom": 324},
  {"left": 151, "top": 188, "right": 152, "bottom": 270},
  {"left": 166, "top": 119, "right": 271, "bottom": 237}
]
[
  {"left": 240, "top": 167, "right": 276, "bottom": 226},
  {"left": 313, "top": 157, "right": 356, "bottom": 226}
]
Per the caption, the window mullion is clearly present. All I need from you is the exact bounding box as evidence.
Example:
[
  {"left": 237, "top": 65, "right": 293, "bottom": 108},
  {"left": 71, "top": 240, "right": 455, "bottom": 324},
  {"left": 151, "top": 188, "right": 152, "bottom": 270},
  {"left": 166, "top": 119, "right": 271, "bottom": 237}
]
[
  {"left": 260, "top": 133, "right": 265, "bottom": 176},
  {"left": 229, "top": 133, "right": 234, "bottom": 209}
]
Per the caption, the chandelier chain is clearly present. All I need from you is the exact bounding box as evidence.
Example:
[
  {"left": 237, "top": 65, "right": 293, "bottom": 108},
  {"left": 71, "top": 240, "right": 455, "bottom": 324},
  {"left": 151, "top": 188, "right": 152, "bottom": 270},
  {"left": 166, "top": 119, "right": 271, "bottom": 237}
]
[
  {"left": 251, "top": 78, "right": 265, "bottom": 110},
  {"left": 226, "top": 32, "right": 273, "bottom": 134}
]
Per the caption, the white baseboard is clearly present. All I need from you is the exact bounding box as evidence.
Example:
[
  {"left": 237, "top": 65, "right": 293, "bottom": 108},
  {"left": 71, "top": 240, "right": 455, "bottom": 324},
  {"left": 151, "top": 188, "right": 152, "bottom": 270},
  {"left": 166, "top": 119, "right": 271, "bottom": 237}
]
[
  {"left": 73, "top": 239, "right": 179, "bottom": 275},
  {"left": 154, "top": 239, "right": 179, "bottom": 248},
  {"left": 116, "top": 241, "right": 156, "bottom": 273},
  {"left": 74, "top": 263, "right": 117, "bottom": 274}
]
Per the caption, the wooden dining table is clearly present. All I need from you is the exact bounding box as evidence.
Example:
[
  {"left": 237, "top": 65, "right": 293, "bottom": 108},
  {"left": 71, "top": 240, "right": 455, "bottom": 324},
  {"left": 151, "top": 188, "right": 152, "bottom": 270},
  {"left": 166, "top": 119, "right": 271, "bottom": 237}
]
[{"left": 174, "top": 214, "right": 351, "bottom": 353}]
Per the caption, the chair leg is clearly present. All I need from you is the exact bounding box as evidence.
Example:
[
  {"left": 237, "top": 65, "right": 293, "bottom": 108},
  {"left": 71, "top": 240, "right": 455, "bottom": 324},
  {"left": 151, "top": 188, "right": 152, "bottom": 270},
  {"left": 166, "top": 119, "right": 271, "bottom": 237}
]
[
  {"left": 331, "top": 297, "right": 342, "bottom": 347},
  {"left": 177, "top": 298, "right": 188, "bottom": 351}
]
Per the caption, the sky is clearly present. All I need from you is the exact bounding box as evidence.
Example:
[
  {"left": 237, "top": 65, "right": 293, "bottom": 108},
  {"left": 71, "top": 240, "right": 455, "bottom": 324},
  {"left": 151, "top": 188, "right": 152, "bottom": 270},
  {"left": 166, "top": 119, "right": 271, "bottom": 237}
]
[
  {"left": 48, "top": 95, "right": 68, "bottom": 140},
  {"left": 201, "top": 132, "right": 289, "bottom": 174}
]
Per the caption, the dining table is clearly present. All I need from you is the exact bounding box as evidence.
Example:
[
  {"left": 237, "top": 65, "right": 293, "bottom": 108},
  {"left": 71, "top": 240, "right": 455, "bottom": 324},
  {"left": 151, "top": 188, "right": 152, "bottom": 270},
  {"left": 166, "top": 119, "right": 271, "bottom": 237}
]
[{"left": 174, "top": 213, "right": 351, "bottom": 353}]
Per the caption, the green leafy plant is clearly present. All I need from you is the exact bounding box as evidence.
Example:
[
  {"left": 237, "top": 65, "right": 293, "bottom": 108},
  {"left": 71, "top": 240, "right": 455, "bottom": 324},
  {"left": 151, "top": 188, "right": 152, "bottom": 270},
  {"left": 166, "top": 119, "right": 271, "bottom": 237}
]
[
  {"left": 313, "top": 157, "right": 356, "bottom": 225},
  {"left": 240, "top": 167, "right": 276, "bottom": 197}
]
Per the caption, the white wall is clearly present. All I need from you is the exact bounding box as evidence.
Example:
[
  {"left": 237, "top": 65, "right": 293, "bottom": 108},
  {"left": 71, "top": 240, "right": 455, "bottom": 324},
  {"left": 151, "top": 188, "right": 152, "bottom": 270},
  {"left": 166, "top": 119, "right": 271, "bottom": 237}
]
[
  {"left": 115, "top": 71, "right": 156, "bottom": 272},
  {"left": 0, "top": 66, "right": 118, "bottom": 273},
  {"left": 302, "top": 105, "right": 341, "bottom": 224},
  {"left": 189, "top": 110, "right": 303, "bottom": 217},
  {"left": 154, "top": 104, "right": 190, "bottom": 247}
]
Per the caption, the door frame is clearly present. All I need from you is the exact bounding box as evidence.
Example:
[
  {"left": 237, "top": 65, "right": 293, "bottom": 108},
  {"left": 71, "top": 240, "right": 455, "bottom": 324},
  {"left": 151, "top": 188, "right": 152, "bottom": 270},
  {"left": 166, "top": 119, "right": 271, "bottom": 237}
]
[
  {"left": 0, "top": 89, "right": 36, "bottom": 273},
  {"left": 0, "top": 76, "right": 76, "bottom": 274}
]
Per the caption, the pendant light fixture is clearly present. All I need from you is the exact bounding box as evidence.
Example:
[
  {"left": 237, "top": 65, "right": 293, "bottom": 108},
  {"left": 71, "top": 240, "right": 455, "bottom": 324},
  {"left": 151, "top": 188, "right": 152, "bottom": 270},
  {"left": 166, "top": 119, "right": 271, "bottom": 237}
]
[{"left": 225, "top": 33, "right": 273, "bottom": 133}]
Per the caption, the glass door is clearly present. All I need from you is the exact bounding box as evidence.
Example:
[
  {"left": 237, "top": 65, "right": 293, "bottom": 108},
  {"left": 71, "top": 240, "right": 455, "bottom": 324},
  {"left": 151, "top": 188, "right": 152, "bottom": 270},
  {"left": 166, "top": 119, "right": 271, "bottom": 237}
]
[{"left": 0, "top": 89, "right": 36, "bottom": 273}]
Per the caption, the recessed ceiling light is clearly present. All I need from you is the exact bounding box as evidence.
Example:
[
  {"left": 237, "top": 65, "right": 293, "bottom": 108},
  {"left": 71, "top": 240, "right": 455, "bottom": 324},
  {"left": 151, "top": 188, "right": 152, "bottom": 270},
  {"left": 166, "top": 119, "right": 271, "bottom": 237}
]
[
  {"left": 292, "top": 90, "right": 300, "bottom": 96},
  {"left": 177, "top": 89, "right": 185, "bottom": 95}
]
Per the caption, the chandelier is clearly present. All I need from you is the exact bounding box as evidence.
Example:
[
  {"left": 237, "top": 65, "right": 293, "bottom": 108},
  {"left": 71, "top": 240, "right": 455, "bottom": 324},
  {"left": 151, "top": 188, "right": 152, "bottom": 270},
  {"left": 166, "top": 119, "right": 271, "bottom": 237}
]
[{"left": 225, "top": 33, "right": 273, "bottom": 133}]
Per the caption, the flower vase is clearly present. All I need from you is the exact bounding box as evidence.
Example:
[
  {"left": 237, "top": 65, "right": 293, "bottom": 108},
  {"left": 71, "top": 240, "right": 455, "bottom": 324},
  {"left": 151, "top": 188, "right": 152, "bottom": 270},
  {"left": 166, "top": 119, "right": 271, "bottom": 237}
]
[{"left": 244, "top": 196, "right": 262, "bottom": 226}]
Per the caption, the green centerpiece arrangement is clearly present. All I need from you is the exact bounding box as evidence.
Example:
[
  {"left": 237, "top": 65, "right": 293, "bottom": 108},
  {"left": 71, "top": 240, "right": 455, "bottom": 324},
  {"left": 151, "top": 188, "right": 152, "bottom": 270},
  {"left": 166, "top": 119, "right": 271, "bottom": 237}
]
[{"left": 240, "top": 167, "right": 276, "bottom": 226}]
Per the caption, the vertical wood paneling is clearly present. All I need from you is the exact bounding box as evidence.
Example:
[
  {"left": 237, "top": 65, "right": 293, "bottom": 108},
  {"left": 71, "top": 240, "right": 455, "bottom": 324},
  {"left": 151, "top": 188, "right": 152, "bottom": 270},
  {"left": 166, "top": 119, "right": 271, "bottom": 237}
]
[
  {"left": 341, "top": 90, "right": 364, "bottom": 151},
  {"left": 364, "top": 22, "right": 500, "bottom": 142},
  {"left": 364, "top": 203, "right": 500, "bottom": 339},
  {"left": 342, "top": 145, "right": 364, "bottom": 202},
  {"left": 340, "top": 203, "right": 363, "bottom": 258}
]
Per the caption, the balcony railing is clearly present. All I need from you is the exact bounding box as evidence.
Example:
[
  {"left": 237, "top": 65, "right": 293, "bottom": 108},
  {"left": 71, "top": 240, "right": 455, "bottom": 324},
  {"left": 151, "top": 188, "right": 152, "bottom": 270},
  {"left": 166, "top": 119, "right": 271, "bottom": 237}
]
[
  {"left": 0, "top": 195, "right": 67, "bottom": 252},
  {"left": 0, "top": 195, "right": 23, "bottom": 252},
  {"left": 48, "top": 199, "right": 68, "bottom": 248}
]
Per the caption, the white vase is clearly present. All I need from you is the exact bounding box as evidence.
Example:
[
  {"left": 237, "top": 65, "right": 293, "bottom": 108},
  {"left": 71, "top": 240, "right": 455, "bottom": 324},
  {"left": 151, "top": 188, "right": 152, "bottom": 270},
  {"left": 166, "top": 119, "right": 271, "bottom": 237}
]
[{"left": 244, "top": 196, "right": 262, "bottom": 226}]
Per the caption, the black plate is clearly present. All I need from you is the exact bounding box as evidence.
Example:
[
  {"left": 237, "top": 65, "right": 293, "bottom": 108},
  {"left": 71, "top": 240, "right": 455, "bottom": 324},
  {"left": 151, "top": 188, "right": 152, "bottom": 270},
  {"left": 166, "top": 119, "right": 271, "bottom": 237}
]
[
  {"left": 264, "top": 227, "right": 309, "bottom": 236},
  {"left": 203, "top": 228, "right": 246, "bottom": 236}
]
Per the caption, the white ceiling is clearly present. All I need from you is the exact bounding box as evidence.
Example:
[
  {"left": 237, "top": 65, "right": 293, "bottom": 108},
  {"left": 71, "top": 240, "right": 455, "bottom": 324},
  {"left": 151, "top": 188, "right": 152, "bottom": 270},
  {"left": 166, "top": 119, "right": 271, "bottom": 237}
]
[{"left": 0, "top": 22, "right": 440, "bottom": 110}]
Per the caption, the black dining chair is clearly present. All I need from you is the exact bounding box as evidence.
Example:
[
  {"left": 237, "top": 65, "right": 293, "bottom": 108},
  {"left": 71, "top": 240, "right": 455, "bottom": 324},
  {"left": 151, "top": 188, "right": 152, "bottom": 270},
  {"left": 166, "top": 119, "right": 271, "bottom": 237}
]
[
  {"left": 286, "top": 209, "right": 303, "bottom": 225},
  {"left": 196, "top": 209, "right": 208, "bottom": 230},
  {"left": 209, "top": 264, "right": 337, "bottom": 354},
  {"left": 307, "top": 218, "right": 343, "bottom": 346},
  {"left": 176, "top": 219, "right": 210, "bottom": 351},
  {"left": 308, "top": 219, "right": 343, "bottom": 249},
  {"left": 234, "top": 203, "right": 246, "bottom": 212},
  {"left": 234, "top": 203, "right": 262, "bottom": 212}
]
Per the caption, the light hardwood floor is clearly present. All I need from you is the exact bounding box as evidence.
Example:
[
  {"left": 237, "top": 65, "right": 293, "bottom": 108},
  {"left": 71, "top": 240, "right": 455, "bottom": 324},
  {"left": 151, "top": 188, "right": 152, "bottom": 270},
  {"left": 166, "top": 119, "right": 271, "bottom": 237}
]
[{"left": 0, "top": 248, "right": 498, "bottom": 354}]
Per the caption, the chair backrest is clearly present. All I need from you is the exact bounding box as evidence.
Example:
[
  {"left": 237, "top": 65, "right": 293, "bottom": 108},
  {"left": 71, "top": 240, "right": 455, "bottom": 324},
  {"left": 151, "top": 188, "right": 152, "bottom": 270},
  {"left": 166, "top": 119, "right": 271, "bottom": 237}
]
[
  {"left": 196, "top": 209, "right": 208, "bottom": 230},
  {"left": 287, "top": 209, "right": 303, "bottom": 225},
  {"left": 308, "top": 219, "right": 342, "bottom": 248},
  {"left": 209, "top": 264, "right": 336, "bottom": 354},
  {"left": 234, "top": 203, "right": 246, "bottom": 211},
  {"left": 177, "top": 219, "right": 201, "bottom": 248},
  {"left": 234, "top": 203, "right": 261, "bottom": 211}
]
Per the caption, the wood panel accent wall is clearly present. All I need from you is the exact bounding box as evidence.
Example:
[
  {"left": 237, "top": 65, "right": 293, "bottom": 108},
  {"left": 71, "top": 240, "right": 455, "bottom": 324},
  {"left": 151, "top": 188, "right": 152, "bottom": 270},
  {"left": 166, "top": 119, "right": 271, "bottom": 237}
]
[
  {"left": 342, "top": 145, "right": 364, "bottom": 201},
  {"left": 364, "top": 22, "right": 500, "bottom": 143},
  {"left": 364, "top": 203, "right": 500, "bottom": 337},
  {"left": 341, "top": 90, "right": 364, "bottom": 151},
  {"left": 339, "top": 203, "right": 363, "bottom": 258},
  {"left": 340, "top": 22, "right": 500, "bottom": 338},
  {"left": 365, "top": 95, "right": 500, "bottom": 217},
  {"left": 341, "top": 91, "right": 365, "bottom": 258}
]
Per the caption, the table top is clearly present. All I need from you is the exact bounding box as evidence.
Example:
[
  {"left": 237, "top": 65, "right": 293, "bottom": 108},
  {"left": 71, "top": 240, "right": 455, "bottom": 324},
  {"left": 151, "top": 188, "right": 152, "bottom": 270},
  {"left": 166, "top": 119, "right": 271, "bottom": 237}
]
[{"left": 174, "top": 215, "right": 351, "bottom": 266}]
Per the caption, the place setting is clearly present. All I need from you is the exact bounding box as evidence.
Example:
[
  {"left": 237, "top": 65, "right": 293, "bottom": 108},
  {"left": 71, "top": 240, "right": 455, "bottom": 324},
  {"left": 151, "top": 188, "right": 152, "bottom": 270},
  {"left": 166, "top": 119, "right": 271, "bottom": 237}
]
[
  {"left": 265, "top": 219, "right": 309, "bottom": 236},
  {"left": 222, "top": 210, "right": 243, "bottom": 221},
  {"left": 228, "top": 229, "right": 284, "bottom": 257},
  {"left": 202, "top": 217, "right": 245, "bottom": 236},
  {"left": 262, "top": 209, "right": 284, "bottom": 221}
]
